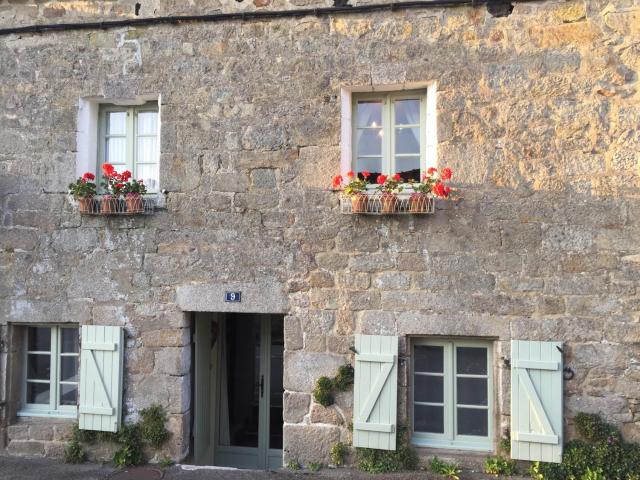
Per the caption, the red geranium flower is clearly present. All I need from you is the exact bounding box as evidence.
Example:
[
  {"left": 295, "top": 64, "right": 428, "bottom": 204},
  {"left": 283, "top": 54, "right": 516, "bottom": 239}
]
[
  {"left": 82, "top": 172, "right": 95, "bottom": 181},
  {"left": 376, "top": 174, "right": 387, "bottom": 185},
  {"left": 432, "top": 182, "right": 446, "bottom": 198},
  {"left": 441, "top": 167, "right": 452, "bottom": 181},
  {"left": 122, "top": 170, "right": 132, "bottom": 181},
  {"left": 392, "top": 173, "right": 401, "bottom": 181},
  {"left": 346, "top": 170, "right": 354, "bottom": 178},
  {"left": 332, "top": 175, "right": 343, "bottom": 188},
  {"left": 362, "top": 171, "right": 371, "bottom": 178},
  {"left": 102, "top": 163, "right": 115, "bottom": 175},
  {"left": 115, "top": 183, "right": 124, "bottom": 189},
  {"left": 444, "top": 186, "right": 451, "bottom": 196},
  {"left": 427, "top": 167, "right": 437, "bottom": 175}
]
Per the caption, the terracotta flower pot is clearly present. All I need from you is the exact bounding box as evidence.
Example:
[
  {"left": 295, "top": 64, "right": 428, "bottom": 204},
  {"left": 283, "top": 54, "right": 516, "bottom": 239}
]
[
  {"left": 409, "top": 192, "right": 429, "bottom": 213},
  {"left": 126, "top": 195, "right": 144, "bottom": 214},
  {"left": 351, "top": 193, "right": 368, "bottom": 213},
  {"left": 380, "top": 193, "right": 397, "bottom": 214},
  {"left": 78, "top": 197, "right": 93, "bottom": 214},
  {"left": 101, "top": 196, "right": 117, "bottom": 214}
]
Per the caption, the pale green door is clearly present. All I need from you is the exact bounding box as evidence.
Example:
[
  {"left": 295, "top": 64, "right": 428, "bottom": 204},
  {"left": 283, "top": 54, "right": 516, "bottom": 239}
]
[{"left": 194, "top": 313, "right": 283, "bottom": 469}]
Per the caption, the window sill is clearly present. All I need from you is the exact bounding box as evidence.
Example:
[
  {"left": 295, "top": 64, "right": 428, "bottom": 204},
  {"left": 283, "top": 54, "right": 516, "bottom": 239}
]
[
  {"left": 70, "top": 195, "right": 156, "bottom": 215},
  {"left": 17, "top": 409, "right": 78, "bottom": 419},
  {"left": 411, "top": 437, "right": 493, "bottom": 452},
  {"left": 338, "top": 192, "right": 435, "bottom": 215}
]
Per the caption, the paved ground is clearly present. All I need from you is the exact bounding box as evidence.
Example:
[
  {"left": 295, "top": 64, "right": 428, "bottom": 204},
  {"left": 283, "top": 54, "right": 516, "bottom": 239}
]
[{"left": 0, "top": 456, "right": 528, "bottom": 480}]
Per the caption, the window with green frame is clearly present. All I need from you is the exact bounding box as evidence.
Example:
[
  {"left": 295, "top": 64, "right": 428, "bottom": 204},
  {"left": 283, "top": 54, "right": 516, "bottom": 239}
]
[
  {"left": 411, "top": 338, "right": 493, "bottom": 451},
  {"left": 98, "top": 102, "right": 159, "bottom": 193},
  {"left": 352, "top": 90, "right": 434, "bottom": 183},
  {"left": 19, "top": 326, "right": 79, "bottom": 418}
]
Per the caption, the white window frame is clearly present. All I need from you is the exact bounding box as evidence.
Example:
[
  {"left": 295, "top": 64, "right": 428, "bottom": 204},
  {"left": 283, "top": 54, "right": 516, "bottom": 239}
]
[
  {"left": 411, "top": 338, "right": 494, "bottom": 451},
  {"left": 18, "top": 326, "right": 79, "bottom": 418},
  {"left": 97, "top": 101, "right": 160, "bottom": 193},
  {"left": 340, "top": 82, "right": 437, "bottom": 184}
]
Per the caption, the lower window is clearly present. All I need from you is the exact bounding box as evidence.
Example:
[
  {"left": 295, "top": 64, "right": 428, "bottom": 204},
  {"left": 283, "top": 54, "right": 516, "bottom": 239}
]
[
  {"left": 411, "top": 338, "right": 493, "bottom": 450},
  {"left": 19, "top": 326, "right": 79, "bottom": 418}
]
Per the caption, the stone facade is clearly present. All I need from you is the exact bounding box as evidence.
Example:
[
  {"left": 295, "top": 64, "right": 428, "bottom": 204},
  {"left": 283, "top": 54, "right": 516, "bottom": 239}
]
[{"left": 1, "top": 0, "right": 640, "bottom": 466}]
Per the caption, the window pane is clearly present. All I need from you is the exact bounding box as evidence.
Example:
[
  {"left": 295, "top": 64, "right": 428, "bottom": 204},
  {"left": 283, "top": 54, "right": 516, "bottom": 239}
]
[
  {"left": 395, "top": 99, "right": 420, "bottom": 125},
  {"left": 395, "top": 127, "right": 420, "bottom": 155},
  {"left": 28, "top": 327, "right": 51, "bottom": 351},
  {"left": 457, "top": 347, "right": 487, "bottom": 375},
  {"left": 395, "top": 156, "right": 420, "bottom": 182},
  {"left": 457, "top": 408, "right": 488, "bottom": 436},
  {"left": 356, "top": 157, "right": 382, "bottom": 180},
  {"left": 356, "top": 101, "right": 382, "bottom": 128},
  {"left": 414, "top": 345, "right": 443, "bottom": 373},
  {"left": 137, "top": 111, "right": 157, "bottom": 135},
  {"left": 60, "top": 328, "right": 79, "bottom": 354},
  {"left": 457, "top": 378, "right": 488, "bottom": 406},
  {"left": 414, "top": 375, "right": 443, "bottom": 403},
  {"left": 356, "top": 129, "right": 382, "bottom": 156},
  {"left": 414, "top": 404, "right": 444, "bottom": 434},
  {"left": 107, "top": 111, "right": 127, "bottom": 135},
  {"left": 137, "top": 137, "right": 157, "bottom": 164},
  {"left": 60, "top": 356, "right": 78, "bottom": 382},
  {"left": 60, "top": 384, "right": 78, "bottom": 406},
  {"left": 27, "top": 354, "right": 50, "bottom": 380},
  {"left": 136, "top": 163, "right": 159, "bottom": 192},
  {"left": 106, "top": 137, "right": 127, "bottom": 165},
  {"left": 27, "top": 382, "right": 50, "bottom": 404}
]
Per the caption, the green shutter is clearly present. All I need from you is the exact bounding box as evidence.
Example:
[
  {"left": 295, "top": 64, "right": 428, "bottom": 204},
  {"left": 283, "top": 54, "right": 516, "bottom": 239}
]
[
  {"left": 352, "top": 334, "right": 398, "bottom": 450},
  {"left": 78, "top": 325, "right": 124, "bottom": 432},
  {"left": 511, "top": 340, "right": 563, "bottom": 463}
]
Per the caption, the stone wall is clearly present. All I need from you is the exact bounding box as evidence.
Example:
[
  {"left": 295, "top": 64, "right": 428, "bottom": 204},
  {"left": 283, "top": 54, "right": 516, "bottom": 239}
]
[{"left": 1, "top": 0, "right": 640, "bottom": 465}]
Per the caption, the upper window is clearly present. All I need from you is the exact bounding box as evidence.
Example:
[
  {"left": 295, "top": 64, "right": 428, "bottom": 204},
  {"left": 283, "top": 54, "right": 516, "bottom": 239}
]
[
  {"left": 352, "top": 90, "right": 434, "bottom": 183},
  {"left": 98, "top": 102, "right": 159, "bottom": 192},
  {"left": 20, "top": 326, "right": 79, "bottom": 418},
  {"left": 412, "top": 339, "right": 493, "bottom": 451}
]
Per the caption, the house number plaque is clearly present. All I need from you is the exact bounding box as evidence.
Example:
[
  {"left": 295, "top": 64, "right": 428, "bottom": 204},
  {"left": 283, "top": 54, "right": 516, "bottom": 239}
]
[{"left": 225, "top": 291, "right": 242, "bottom": 303}]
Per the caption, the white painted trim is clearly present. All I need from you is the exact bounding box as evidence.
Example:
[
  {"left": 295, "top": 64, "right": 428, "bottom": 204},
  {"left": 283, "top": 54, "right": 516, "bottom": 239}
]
[{"left": 340, "top": 88, "right": 352, "bottom": 176}]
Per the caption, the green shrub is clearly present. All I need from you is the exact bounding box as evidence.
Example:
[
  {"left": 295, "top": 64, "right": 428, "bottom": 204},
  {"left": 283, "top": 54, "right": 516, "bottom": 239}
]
[
  {"left": 286, "top": 460, "right": 301, "bottom": 470},
  {"left": 313, "top": 376, "right": 334, "bottom": 407},
  {"left": 430, "top": 457, "right": 461, "bottom": 480},
  {"left": 113, "top": 423, "right": 143, "bottom": 468},
  {"left": 159, "top": 455, "right": 174, "bottom": 468},
  {"left": 308, "top": 462, "right": 323, "bottom": 472},
  {"left": 499, "top": 435, "right": 511, "bottom": 455},
  {"left": 356, "top": 428, "right": 418, "bottom": 474},
  {"left": 330, "top": 441, "right": 348, "bottom": 466},
  {"left": 582, "top": 467, "right": 606, "bottom": 480},
  {"left": 64, "top": 439, "right": 86, "bottom": 464},
  {"left": 575, "top": 413, "right": 620, "bottom": 444},
  {"left": 333, "top": 364, "right": 355, "bottom": 392},
  {"left": 484, "top": 455, "right": 517, "bottom": 476},
  {"left": 139, "top": 404, "right": 170, "bottom": 449}
]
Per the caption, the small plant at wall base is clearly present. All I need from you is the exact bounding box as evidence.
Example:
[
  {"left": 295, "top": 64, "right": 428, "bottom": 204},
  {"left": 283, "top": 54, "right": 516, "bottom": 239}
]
[
  {"left": 286, "top": 460, "right": 301, "bottom": 470},
  {"left": 484, "top": 455, "right": 517, "bottom": 476},
  {"left": 430, "top": 457, "right": 462, "bottom": 480},
  {"left": 356, "top": 427, "right": 418, "bottom": 474},
  {"left": 139, "top": 404, "right": 170, "bottom": 449},
  {"left": 312, "top": 364, "right": 355, "bottom": 407},
  {"left": 330, "top": 441, "right": 349, "bottom": 467}
]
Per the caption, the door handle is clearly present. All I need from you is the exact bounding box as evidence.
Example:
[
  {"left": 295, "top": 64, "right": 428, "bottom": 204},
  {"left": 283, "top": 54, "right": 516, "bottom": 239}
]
[{"left": 260, "top": 375, "right": 264, "bottom": 398}]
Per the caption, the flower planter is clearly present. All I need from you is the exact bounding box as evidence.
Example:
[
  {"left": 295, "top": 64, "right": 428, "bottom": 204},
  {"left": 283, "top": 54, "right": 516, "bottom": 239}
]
[
  {"left": 380, "top": 193, "right": 397, "bottom": 214},
  {"left": 101, "top": 197, "right": 118, "bottom": 214},
  {"left": 409, "top": 192, "right": 430, "bottom": 213},
  {"left": 78, "top": 197, "right": 94, "bottom": 214},
  {"left": 126, "top": 195, "right": 144, "bottom": 214},
  {"left": 351, "top": 193, "right": 368, "bottom": 213}
]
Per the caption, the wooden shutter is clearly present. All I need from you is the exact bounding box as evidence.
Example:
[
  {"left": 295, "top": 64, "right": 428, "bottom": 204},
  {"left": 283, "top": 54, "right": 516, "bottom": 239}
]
[
  {"left": 352, "top": 334, "right": 398, "bottom": 450},
  {"left": 511, "top": 340, "right": 563, "bottom": 463},
  {"left": 78, "top": 325, "right": 124, "bottom": 432}
]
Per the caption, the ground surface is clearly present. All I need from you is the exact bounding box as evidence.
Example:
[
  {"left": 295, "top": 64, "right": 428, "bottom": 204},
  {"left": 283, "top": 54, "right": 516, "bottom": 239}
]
[{"left": 0, "top": 456, "right": 530, "bottom": 480}]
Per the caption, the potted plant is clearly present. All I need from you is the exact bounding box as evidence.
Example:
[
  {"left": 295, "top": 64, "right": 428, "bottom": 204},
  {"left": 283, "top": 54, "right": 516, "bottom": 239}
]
[
  {"left": 68, "top": 172, "right": 97, "bottom": 213},
  {"left": 123, "top": 178, "right": 147, "bottom": 213},
  {"left": 332, "top": 170, "right": 372, "bottom": 213},
  {"left": 100, "top": 163, "right": 126, "bottom": 214},
  {"left": 407, "top": 167, "right": 453, "bottom": 212},
  {"left": 376, "top": 173, "right": 403, "bottom": 213}
]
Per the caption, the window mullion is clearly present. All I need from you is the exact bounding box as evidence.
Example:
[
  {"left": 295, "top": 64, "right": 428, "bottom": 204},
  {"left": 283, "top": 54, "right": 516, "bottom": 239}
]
[
  {"left": 50, "top": 327, "right": 58, "bottom": 411},
  {"left": 128, "top": 107, "right": 136, "bottom": 175},
  {"left": 385, "top": 95, "right": 392, "bottom": 175},
  {"left": 445, "top": 342, "right": 454, "bottom": 442}
]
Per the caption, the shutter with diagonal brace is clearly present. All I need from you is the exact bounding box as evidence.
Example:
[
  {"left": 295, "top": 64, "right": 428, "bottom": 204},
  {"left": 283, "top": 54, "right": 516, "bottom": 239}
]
[
  {"left": 79, "top": 325, "right": 124, "bottom": 432},
  {"left": 511, "top": 340, "right": 563, "bottom": 463},
  {"left": 352, "top": 334, "right": 398, "bottom": 450}
]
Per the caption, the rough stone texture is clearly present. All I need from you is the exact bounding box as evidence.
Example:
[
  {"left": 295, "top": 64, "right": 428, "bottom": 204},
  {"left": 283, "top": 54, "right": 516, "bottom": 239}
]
[{"left": 1, "top": 0, "right": 640, "bottom": 467}]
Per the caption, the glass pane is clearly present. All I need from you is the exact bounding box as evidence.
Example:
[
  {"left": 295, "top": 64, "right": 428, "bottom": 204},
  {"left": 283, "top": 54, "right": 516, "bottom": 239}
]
[
  {"left": 356, "top": 129, "right": 382, "bottom": 156},
  {"left": 27, "top": 382, "right": 50, "bottom": 404},
  {"left": 356, "top": 101, "right": 382, "bottom": 128},
  {"left": 107, "top": 111, "right": 127, "bottom": 135},
  {"left": 28, "top": 327, "right": 51, "bottom": 351},
  {"left": 395, "top": 156, "right": 420, "bottom": 182},
  {"left": 136, "top": 163, "right": 159, "bottom": 192},
  {"left": 414, "top": 375, "right": 443, "bottom": 403},
  {"left": 457, "top": 408, "right": 488, "bottom": 436},
  {"left": 395, "top": 127, "right": 420, "bottom": 155},
  {"left": 269, "top": 316, "right": 284, "bottom": 449},
  {"left": 60, "top": 384, "right": 78, "bottom": 406},
  {"left": 60, "top": 328, "right": 79, "bottom": 354},
  {"left": 220, "top": 314, "right": 261, "bottom": 448},
  {"left": 414, "top": 345, "right": 443, "bottom": 373},
  {"left": 137, "top": 111, "right": 157, "bottom": 135},
  {"left": 106, "top": 137, "right": 127, "bottom": 165},
  {"left": 60, "top": 356, "right": 78, "bottom": 382},
  {"left": 457, "top": 378, "right": 488, "bottom": 406},
  {"left": 136, "top": 136, "right": 157, "bottom": 164},
  {"left": 414, "top": 404, "right": 444, "bottom": 434},
  {"left": 395, "top": 99, "right": 420, "bottom": 125},
  {"left": 356, "top": 157, "right": 382, "bottom": 180},
  {"left": 27, "top": 354, "right": 50, "bottom": 380},
  {"left": 457, "top": 347, "right": 487, "bottom": 375}
]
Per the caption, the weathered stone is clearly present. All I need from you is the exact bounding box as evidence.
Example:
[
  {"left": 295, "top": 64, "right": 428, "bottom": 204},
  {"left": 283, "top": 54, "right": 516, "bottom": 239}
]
[
  {"left": 7, "top": 424, "right": 28, "bottom": 441},
  {"left": 356, "top": 310, "right": 396, "bottom": 335},
  {"left": 303, "top": 333, "right": 326, "bottom": 352},
  {"left": 284, "top": 351, "right": 345, "bottom": 392},
  {"left": 7, "top": 440, "right": 44, "bottom": 456},
  {"left": 141, "top": 328, "right": 190, "bottom": 348},
  {"left": 283, "top": 392, "right": 310, "bottom": 423},
  {"left": 283, "top": 425, "right": 340, "bottom": 464},
  {"left": 154, "top": 347, "right": 191, "bottom": 376},
  {"left": 310, "top": 404, "right": 342, "bottom": 425},
  {"left": 28, "top": 424, "right": 53, "bottom": 441}
]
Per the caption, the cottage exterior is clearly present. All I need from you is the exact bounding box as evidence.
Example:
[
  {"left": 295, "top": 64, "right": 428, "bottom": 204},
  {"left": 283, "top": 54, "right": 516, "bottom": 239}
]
[{"left": 0, "top": 0, "right": 639, "bottom": 469}]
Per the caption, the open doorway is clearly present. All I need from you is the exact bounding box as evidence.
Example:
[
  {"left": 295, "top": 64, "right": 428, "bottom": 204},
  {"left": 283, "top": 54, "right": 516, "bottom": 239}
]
[{"left": 192, "top": 313, "right": 283, "bottom": 469}]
